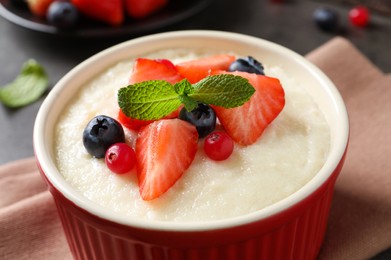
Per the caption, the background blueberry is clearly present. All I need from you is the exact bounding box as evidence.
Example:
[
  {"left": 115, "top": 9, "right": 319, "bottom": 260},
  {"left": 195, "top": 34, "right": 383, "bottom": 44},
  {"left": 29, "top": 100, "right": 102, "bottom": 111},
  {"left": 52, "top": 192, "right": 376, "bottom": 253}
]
[
  {"left": 313, "top": 7, "right": 340, "bottom": 32},
  {"left": 47, "top": 1, "right": 79, "bottom": 29}
]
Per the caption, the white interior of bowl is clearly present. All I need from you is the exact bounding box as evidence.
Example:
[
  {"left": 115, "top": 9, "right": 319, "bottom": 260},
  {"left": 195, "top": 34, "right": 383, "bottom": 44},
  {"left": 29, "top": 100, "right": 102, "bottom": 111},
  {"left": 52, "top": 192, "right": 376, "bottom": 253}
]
[{"left": 33, "top": 30, "right": 349, "bottom": 231}]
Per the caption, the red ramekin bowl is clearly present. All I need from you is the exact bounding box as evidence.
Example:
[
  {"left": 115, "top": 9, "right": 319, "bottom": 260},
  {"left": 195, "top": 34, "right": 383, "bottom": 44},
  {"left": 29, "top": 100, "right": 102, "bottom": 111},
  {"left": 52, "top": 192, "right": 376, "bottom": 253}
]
[{"left": 33, "top": 30, "right": 349, "bottom": 260}]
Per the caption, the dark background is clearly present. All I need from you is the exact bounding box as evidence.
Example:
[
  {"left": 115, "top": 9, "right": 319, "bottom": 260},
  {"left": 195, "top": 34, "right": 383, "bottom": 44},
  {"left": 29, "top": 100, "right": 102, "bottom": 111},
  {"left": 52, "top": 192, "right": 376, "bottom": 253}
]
[{"left": 0, "top": 0, "right": 390, "bottom": 258}]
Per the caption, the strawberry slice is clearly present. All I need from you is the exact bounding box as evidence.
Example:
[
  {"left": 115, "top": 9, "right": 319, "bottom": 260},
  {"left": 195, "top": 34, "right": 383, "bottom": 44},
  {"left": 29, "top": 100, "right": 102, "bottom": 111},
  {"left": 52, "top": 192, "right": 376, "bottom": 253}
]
[
  {"left": 129, "top": 58, "right": 184, "bottom": 84},
  {"left": 124, "top": 0, "right": 168, "bottom": 19},
  {"left": 71, "top": 0, "right": 124, "bottom": 26},
  {"left": 175, "top": 54, "right": 236, "bottom": 84},
  {"left": 27, "top": 0, "right": 54, "bottom": 17},
  {"left": 136, "top": 119, "right": 198, "bottom": 200},
  {"left": 212, "top": 71, "right": 285, "bottom": 146},
  {"left": 118, "top": 108, "right": 179, "bottom": 131},
  {"left": 118, "top": 109, "right": 154, "bottom": 131}
]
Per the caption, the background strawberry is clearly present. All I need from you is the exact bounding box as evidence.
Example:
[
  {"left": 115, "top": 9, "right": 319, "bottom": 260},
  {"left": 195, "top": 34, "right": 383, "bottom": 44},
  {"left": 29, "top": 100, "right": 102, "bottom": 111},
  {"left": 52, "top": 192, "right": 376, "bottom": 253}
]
[
  {"left": 71, "top": 0, "right": 124, "bottom": 26},
  {"left": 136, "top": 119, "right": 198, "bottom": 200},
  {"left": 27, "top": 0, "right": 54, "bottom": 17},
  {"left": 124, "top": 0, "right": 168, "bottom": 19},
  {"left": 212, "top": 71, "right": 285, "bottom": 146}
]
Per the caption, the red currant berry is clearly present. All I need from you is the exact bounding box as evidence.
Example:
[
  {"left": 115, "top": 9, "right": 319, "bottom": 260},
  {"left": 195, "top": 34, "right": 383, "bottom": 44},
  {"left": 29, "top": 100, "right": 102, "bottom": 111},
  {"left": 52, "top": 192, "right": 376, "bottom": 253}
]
[
  {"left": 105, "top": 143, "right": 136, "bottom": 174},
  {"left": 349, "top": 6, "right": 370, "bottom": 28},
  {"left": 204, "top": 131, "right": 234, "bottom": 161}
]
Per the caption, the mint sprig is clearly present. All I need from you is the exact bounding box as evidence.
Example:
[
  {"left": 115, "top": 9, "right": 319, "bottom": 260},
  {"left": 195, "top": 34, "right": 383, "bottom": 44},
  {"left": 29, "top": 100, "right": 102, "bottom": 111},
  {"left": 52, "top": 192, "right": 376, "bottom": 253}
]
[
  {"left": 0, "top": 59, "right": 48, "bottom": 108},
  {"left": 118, "top": 74, "right": 255, "bottom": 120}
]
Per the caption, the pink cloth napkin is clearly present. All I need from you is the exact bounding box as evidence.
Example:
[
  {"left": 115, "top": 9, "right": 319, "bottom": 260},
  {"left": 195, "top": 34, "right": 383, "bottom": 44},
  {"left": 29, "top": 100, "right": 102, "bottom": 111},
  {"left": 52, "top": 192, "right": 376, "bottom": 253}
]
[
  {"left": 1, "top": 37, "right": 390, "bottom": 260},
  {"left": 0, "top": 158, "right": 71, "bottom": 259}
]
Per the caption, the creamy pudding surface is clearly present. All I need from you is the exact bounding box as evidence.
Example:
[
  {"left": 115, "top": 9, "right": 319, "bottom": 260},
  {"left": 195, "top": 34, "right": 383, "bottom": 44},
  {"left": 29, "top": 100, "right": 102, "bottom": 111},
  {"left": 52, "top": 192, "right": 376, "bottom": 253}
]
[{"left": 54, "top": 48, "right": 330, "bottom": 222}]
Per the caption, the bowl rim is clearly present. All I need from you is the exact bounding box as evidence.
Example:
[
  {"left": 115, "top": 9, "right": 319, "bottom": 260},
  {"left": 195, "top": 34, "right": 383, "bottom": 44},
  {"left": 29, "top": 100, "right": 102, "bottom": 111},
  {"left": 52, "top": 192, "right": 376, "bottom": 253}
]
[{"left": 33, "top": 30, "right": 349, "bottom": 232}]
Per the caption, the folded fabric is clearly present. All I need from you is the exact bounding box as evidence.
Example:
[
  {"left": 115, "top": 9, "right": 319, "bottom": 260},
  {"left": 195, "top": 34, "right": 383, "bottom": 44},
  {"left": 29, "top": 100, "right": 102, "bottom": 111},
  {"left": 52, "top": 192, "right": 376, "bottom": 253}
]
[
  {"left": 0, "top": 158, "right": 72, "bottom": 259},
  {"left": 1, "top": 37, "right": 390, "bottom": 260}
]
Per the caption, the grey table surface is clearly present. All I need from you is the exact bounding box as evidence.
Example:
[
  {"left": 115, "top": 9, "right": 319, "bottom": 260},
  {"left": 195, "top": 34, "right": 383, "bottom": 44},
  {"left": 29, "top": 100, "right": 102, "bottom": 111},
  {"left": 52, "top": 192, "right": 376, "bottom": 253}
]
[{"left": 0, "top": 0, "right": 390, "bottom": 259}]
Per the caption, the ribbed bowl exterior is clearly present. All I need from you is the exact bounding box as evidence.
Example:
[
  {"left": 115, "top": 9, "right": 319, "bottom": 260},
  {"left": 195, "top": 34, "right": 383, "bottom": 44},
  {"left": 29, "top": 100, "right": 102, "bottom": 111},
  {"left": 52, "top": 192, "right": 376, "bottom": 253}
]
[{"left": 39, "top": 157, "right": 344, "bottom": 260}]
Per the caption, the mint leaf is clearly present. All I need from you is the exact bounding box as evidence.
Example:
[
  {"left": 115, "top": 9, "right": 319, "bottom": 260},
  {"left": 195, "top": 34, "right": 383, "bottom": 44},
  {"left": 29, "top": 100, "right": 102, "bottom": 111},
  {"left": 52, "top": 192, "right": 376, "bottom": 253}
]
[
  {"left": 118, "top": 80, "right": 182, "bottom": 120},
  {"left": 190, "top": 74, "right": 255, "bottom": 108},
  {"left": 174, "top": 79, "right": 198, "bottom": 111},
  {"left": 0, "top": 59, "right": 48, "bottom": 108},
  {"left": 174, "top": 78, "right": 193, "bottom": 96},
  {"left": 179, "top": 94, "right": 198, "bottom": 112}
]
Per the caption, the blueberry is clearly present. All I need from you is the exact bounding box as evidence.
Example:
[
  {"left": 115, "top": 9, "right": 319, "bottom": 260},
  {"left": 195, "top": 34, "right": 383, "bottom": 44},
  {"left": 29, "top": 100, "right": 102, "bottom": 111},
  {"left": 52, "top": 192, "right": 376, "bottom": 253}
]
[
  {"left": 47, "top": 1, "right": 79, "bottom": 29},
  {"left": 179, "top": 103, "right": 216, "bottom": 138},
  {"left": 228, "top": 56, "right": 265, "bottom": 75},
  {"left": 313, "top": 7, "right": 339, "bottom": 32},
  {"left": 83, "top": 115, "right": 125, "bottom": 158}
]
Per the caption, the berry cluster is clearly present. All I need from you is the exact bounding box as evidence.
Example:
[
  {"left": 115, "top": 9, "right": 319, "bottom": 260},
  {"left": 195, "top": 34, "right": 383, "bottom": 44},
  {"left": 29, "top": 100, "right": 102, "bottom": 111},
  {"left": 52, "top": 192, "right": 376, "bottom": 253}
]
[
  {"left": 83, "top": 115, "right": 136, "bottom": 174},
  {"left": 83, "top": 54, "right": 285, "bottom": 200},
  {"left": 313, "top": 5, "right": 371, "bottom": 32},
  {"left": 10, "top": 0, "right": 169, "bottom": 29}
]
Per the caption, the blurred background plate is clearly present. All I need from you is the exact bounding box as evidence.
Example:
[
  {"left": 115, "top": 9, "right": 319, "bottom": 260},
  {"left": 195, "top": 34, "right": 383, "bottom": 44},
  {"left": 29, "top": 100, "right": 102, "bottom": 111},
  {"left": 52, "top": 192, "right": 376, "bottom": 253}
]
[{"left": 0, "top": 0, "right": 211, "bottom": 37}]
